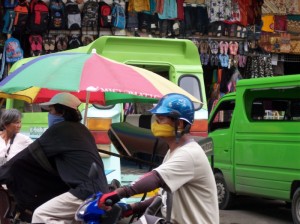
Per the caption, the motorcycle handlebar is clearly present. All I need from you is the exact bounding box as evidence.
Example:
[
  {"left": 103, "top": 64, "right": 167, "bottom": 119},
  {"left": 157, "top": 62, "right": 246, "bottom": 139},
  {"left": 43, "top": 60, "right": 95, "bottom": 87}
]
[{"left": 105, "top": 199, "right": 113, "bottom": 206}]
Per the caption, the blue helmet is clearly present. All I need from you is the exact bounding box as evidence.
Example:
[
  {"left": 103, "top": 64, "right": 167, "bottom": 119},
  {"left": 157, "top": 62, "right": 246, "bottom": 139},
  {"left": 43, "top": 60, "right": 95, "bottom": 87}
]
[{"left": 149, "top": 93, "right": 195, "bottom": 124}]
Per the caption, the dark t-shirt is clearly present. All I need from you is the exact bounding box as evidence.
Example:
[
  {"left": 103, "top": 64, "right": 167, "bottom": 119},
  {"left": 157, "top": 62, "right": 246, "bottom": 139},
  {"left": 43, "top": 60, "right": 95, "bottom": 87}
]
[{"left": 38, "top": 121, "right": 109, "bottom": 199}]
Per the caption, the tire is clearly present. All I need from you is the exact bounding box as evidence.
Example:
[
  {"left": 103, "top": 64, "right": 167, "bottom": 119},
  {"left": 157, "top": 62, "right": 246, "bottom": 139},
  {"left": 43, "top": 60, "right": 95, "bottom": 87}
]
[
  {"left": 215, "top": 172, "right": 234, "bottom": 210},
  {"left": 292, "top": 188, "right": 300, "bottom": 224}
]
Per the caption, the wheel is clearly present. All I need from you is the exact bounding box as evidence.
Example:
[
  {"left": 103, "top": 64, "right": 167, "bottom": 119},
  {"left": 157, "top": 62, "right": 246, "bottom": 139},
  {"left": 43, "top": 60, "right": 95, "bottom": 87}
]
[
  {"left": 215, "top": 172, "right": 234, "bottom": 210},
  {"left": 292, "top": 188, "right": 300, "bottom": 224}
]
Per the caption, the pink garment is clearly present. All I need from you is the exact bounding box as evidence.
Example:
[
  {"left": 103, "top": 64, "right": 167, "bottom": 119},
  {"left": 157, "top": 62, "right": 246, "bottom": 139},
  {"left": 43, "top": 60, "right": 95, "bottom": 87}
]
[
  {"left": 229, "top": 41, "right": 239, "bottom": 55},
  {"left": 155, "top": 0, "right": 164, "bottom": 14}
]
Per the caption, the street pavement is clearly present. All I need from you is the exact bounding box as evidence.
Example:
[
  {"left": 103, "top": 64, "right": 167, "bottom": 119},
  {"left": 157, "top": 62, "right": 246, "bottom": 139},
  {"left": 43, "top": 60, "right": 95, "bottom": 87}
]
[{"left": 118, "top": 196, "right": 293, "bottom": 224}]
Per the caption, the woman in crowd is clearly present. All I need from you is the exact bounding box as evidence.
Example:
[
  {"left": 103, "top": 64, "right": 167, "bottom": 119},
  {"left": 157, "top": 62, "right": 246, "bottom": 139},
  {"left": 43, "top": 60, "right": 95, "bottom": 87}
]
[{"left": 0, "top": 108, "right": 32, "bottom": 166}]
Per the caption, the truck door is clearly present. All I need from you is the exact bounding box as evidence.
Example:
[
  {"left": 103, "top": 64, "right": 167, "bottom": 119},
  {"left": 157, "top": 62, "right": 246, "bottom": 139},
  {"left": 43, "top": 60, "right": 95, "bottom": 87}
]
[{"left": 208, "top": 99, "right": 235, "bottom": 185}]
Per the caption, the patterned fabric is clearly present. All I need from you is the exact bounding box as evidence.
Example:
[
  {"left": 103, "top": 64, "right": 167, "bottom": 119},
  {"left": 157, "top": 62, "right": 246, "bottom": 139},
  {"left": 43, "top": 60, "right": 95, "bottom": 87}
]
[
  {"left": 261, "top": 15, "right": 274, "bottom": 33},
  {"left": 287, "top": 0, "right": 300, "bottom": 14},
  {"left": 274, "top": 15, "right": 287, "bottom": 32},
  {"left": 206, "top": 0, "right": 229, "bottom": 23},
  {"left": 246, "top": 55, "right": 273, "bottom": 79}
]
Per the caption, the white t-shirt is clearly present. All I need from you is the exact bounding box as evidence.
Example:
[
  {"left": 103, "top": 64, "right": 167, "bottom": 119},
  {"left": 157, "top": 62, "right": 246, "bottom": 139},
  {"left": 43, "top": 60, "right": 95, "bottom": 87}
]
[
  {"left": 154, "top": 141, "right": 219, "bottom": 224},
  {"left": 0, "top": 133, "right": 33, "bottom": 162}
]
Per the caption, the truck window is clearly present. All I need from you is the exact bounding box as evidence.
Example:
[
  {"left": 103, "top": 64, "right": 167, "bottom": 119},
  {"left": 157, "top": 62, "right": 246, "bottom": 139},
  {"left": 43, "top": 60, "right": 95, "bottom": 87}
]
[
  {"left": 209, "top": 100, "right": 235, "bottom": 132},
  {"left": 179, "top": 75, "right": 202, "bottom": 110},
  {"left": 251, "top": 99, "right": 300, "bottom": 121}
]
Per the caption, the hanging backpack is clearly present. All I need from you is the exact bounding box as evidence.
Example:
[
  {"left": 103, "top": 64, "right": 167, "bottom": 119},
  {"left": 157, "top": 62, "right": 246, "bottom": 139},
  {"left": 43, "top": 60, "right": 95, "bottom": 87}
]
[
  {"left": 65, "top": 0, "right": 81, "bottom": 30},
  {"left": 81, "top": 0, "right": 99, "bottom": 31},
  {"left": 3, "top": 0, "right": 18, "bottom": 9},
  {"left": 111, "top": 2, "right": 125, "bottom": 29},
  {"left": 2, "top": 10, "right": 16, "bottom": 34},
  {"left": 0, "top": 37, "right": 23, "bottom": 79},
  {"left": 29, "top": 0, "right": 49, "bottom": 34},
  {"left": 13, "top": 0, "right": 30, "bottom": 34},
  {"left": 98, "top": 1, "right": 111, "bottom": 28},
  {"left": 49, "top": 0, "right": 66, "bottom": 30}
]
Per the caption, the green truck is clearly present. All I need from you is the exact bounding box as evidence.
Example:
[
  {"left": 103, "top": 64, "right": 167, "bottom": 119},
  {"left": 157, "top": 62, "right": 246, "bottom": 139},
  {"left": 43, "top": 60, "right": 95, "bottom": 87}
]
[
  {"left": 1, "top": 36, "right": 210, "bottom": 195},
  {"left": 208, "top": 74, "right": 300, "bottom": 223}
]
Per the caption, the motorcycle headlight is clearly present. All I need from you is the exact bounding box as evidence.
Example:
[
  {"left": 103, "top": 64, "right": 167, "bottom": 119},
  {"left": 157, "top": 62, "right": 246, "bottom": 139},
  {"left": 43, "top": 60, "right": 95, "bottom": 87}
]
[{"left": 75, "top": 197, "right": 94, "bottom": 221}]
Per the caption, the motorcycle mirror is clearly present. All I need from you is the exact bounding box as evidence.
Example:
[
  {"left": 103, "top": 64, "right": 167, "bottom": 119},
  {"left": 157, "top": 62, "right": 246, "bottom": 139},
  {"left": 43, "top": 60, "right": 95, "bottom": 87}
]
[{"left": 88, "top": 162, "right": 99, "bottom": 180}]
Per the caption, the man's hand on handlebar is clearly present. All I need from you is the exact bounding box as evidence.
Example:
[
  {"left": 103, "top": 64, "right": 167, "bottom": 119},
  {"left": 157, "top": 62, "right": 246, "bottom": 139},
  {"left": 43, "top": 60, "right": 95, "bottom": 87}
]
[{"left": 97, "top": 191, "right": 121, "bottom": 210}]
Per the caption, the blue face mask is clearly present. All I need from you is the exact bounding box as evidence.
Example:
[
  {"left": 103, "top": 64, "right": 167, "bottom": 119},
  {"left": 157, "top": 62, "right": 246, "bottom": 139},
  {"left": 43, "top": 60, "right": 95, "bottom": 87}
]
[{"left": 48, "top": 113, "right": 65, "bottom": 127}]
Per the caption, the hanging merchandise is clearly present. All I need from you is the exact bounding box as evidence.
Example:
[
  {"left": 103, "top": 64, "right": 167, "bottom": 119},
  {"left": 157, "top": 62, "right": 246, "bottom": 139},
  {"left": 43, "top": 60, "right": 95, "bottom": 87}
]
[
  {"left": 42, "top": 33, "right": 56, "bottom": 54},
  {"left": 0, "top": 37, "right": 24, "bottom": 79},
  {"left": 2, "top": 10, "right": 16, "bottom": 34},
  {"left": 68, "top": 34, "right": 82, "bottom": 49},
  {"left": 126, "top": 10, "right": 138, "bottom": 30},
  {"left": 158, "top": 0, "right": 177, "bottom": 19},
  {"left": 29, "top": 0, "right": 49, "bottom": 34},
  {"left": 98, "top": 1, "right": 112, "bottom": 28},
  {"left": 13, "top": 0, "right": 30, "bottom": 34},
  {"left": 81, "top": 34, "right": 94, "bottom": 46},
  {"left": 3, "top": 0, "right": 18, "bottom": 9},
  {"left": 111, "top": 2, "right": 126, "bottom": 29},
  {"left": 128, "top": 0, "right": 150, "bottom": 12},
  {"left": 55, "top": 34, "right": 68, "bottom": 51},
  {"left": 81, "top": 0, "right": 99, "bottom": 32},
  {"left": 49, "top": 0, "right": 66, "bottom": 30},
  {"left": 29, "top": 34, "right": 43, "bottom": 56},
  {"left": 65, "top": 0, "right": 81, "bottom": 30}
]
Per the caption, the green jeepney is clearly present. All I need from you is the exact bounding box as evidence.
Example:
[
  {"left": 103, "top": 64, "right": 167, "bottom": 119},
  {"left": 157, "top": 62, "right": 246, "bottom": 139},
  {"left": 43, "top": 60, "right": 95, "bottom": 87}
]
[{"left": 208, "top": 74, "right": 300, "bottom": 223}]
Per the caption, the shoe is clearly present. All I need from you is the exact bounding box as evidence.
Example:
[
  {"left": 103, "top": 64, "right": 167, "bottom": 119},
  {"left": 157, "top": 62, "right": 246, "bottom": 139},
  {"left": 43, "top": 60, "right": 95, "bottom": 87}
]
[{"left": 56, "top": 34, "right": 68, "bottom": 51}]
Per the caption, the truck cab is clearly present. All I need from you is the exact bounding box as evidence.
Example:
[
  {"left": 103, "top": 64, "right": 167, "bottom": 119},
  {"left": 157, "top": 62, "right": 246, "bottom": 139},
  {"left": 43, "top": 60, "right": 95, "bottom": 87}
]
[{"left": 208, "top": 74, "right": 300, "bottom": 224}]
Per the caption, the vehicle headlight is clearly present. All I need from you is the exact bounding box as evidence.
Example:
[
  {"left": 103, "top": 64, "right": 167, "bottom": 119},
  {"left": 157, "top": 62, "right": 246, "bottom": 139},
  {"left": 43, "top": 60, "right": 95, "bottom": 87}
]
[{"left": 75, "top": 197, "right": 94, "bottom": 221}]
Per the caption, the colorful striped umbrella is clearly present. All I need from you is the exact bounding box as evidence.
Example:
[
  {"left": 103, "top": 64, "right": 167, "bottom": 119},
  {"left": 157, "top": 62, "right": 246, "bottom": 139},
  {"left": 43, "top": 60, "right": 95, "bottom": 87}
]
[{"left": 0, "top": 51, "right": 201, "bottom": 106}]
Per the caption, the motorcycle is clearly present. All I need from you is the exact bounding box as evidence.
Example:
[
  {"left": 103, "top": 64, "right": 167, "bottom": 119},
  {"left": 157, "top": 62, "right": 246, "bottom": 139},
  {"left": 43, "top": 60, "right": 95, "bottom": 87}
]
[
  {"left": 75, "top": 162, "right": 129, "bottom": 224},
  {"left": 75, "top": 192, "right": 126, "bottom": 224}
]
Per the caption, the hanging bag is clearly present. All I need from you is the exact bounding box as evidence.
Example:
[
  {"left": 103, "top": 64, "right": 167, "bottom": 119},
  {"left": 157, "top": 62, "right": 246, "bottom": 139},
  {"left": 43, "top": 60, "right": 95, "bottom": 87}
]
[{"left": 0, "top": 37, "right": 24, "bottom": 79}]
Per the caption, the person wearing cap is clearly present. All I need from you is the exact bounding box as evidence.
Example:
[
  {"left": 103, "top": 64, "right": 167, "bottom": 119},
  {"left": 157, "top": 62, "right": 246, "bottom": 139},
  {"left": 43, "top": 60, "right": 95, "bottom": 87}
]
[
  {"left": 0, "top": 93, "right": 108, "bottom": 223},
  {"left": 98, "top": 93, "right": 219, "bottom": 224}
]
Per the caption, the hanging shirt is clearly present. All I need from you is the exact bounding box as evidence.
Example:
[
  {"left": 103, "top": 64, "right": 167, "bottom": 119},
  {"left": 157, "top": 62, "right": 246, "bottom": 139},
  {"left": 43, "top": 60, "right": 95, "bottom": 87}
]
[{"left": 158, "top": 0, "right": 177, "bottom": 19}]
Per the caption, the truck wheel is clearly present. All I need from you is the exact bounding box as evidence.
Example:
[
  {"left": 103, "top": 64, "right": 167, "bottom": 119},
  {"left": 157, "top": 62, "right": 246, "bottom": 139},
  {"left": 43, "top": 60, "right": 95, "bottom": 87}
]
[
  {"left": 292, "top": 188, "right": 300, "bottom": 224},
  {"left": 215, "top": 172, "right": 234, "bottom": 210}
]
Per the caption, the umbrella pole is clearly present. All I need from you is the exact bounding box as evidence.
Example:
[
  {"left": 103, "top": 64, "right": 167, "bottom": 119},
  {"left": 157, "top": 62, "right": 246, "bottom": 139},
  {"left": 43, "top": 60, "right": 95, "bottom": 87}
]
[{"left": 83, "top": 91, "right": 90, "bottom": 126}]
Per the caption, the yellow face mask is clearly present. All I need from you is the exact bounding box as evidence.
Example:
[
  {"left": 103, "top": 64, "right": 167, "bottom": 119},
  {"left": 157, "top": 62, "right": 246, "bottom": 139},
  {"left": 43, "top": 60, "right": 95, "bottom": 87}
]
[{"left": 151, "top": 121, "right": 175, "bottom": 137}]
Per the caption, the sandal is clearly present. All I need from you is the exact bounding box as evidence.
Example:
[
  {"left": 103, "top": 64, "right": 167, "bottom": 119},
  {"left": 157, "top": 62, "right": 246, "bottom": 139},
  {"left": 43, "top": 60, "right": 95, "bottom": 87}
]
[
  {"left": 199, "top": 41, "right": 209, "bottom": 54},
  {"left": 229, "top": 24, "right": 237, "bottom": 37},
  {"left": 236, "top": 25, "right": 242, "bottom": 38},
  {"left": 48, "top": 34, "right": 56, "bottom": 52},
  {"left": 238, "top": 41, "right": 244, "bottom": 55},
  {"left": 81, "top": 34, "right": 94, "bottom": 46},
  {"left": 214, "top": 54, "right": 219, "bottom": 67},
  {"left": 241, "top": 27, "right": 247, "bottom": 38},
  {"left": 56, "top": 34, "right": 68, "bottom": 51},
  {"left": 219, "top": 54, "right": 229, "bottom": 67},
  {"left": 229, "top": 41, "right": 237, "bottom": 55},
  {"left": 29, "top": 34, "right": 43, "bottom": 56},
  {"left": 209, "top": 40, "right": 219, "bottom": 54},
  {"left": 43, "top": 35, "right": 50, "bottom": 51}
]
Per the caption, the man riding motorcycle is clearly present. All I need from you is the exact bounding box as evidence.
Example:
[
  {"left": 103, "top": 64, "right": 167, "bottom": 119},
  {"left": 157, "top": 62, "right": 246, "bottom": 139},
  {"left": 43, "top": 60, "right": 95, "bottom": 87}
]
[{"left": 0, "top": 93, "right": 109, "bottom": 223}]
